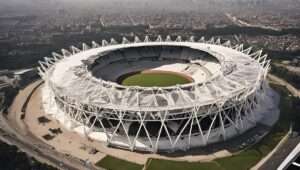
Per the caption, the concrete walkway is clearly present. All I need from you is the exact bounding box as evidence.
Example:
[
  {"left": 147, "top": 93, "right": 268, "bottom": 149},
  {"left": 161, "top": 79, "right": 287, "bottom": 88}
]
[{"left": 268, "top": 74, "right": 300, "bottom": 97}]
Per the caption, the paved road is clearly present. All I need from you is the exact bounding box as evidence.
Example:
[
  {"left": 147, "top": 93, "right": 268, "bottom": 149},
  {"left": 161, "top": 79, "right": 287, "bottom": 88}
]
[
  {"left": 0, "top": 80, "right": 104, "bottom": 170},
  {"left": 259, "top": 135, "right": 300, "bottom": 170},
  {"left": 257, "top": 74, "right": 300, "bottom": 170},
  {"left": 268, "top": 74, "right": 300, "bottom": 97},
  {"left": 0, "top": 120, "right": 77, "bottom": 170}
]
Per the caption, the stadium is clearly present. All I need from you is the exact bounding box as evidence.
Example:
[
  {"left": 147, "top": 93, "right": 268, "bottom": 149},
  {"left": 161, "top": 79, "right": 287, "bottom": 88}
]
[{"left": 38, "top": 35, "right": 274, "bottom": 153}]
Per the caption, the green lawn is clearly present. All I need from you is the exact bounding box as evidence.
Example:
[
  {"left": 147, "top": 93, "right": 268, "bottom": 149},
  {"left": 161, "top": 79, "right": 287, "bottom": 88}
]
[
  {"left": 145, "top": 159, "right": 222, "bottom": 170},
  {"left": 95, "top": 155, "right": 143, "bottom": 170},
  {"left": 144, "top": 149, "right": 262, "bottom": 170},
  {"left": 121, "top": 72, "right": 191, "bottom": 87}
]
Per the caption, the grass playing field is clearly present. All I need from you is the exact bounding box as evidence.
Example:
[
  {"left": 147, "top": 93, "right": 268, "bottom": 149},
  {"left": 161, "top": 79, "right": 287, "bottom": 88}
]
[
  {"left": 121, "top": 72, "right": 192, "bottom": 87},
  {"left": 95, "top": 155, "right": 143, "bottom": 170}
]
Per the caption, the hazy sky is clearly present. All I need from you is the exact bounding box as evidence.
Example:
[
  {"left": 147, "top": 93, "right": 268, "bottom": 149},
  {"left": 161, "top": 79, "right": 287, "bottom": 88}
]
[
  {"left": 0, "top": 0, "right": 297, "bottom": 16},
  {"left": 0, "top": 0, "right": 209, "bottom": 15}
]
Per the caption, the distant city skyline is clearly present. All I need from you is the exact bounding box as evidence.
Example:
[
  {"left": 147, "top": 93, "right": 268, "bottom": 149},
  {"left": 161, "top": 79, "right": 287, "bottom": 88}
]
[{"left": 1, "top": 0, "right": 299, "bottom": 16}]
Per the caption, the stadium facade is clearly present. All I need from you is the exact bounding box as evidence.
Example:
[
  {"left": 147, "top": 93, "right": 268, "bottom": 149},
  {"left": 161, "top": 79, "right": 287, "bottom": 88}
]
[{"left": 38, "top": 35, "right": 276, "bottom": 153}]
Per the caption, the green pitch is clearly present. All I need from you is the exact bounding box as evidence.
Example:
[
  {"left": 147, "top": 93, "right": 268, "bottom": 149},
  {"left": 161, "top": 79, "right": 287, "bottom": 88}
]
[{"left": 121, "top": 72, "right": 191, "bottom": 87}]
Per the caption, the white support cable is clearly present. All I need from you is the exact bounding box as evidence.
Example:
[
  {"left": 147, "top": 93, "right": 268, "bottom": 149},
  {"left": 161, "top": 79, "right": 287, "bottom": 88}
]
[
  {"left": 144, "top": 35, "right": 150, "bottom": 42},
  {"left": 215, "top": 38, "right": 221, "bottom": 45},
  {"left": 223, "top": 109, "right": 240, "bottom": 132},
  {"left": 142, "top": 122, "right": 155, "bottom": 152},
  {"left": 37, "top": 67, "right": 45, "bottom": 77},
  {"left": 61, "top": 49, "right": 72, "bottom": 57},
  {"left": 222, "top": 40, "right": 231, "bottom": 47},
  {"left": 154, "top": 111, "right": 168, "bottom": 151},
  {"left": 119, "top": 116, "right": 133, "bottom": 148},
  {"left": 193, "top": 85, "right": 202, "bottom": 101},
  {"left": 172, "top": 115, "right": 193, "bottom": 148},
  {"left": 38, "top": 61, "right": 48, "bottom": 72},
  {"left": 44, "top": 57, "right": 55, "bottom": 65},
  {"left": 175, "top": 36, "right": 182, "bottom": 42},
  {"left": 107, "top": 110, "right": 125, "bottom": 143},
  {"left": 211, "top": 81, "right": 228, "bottom": 97},
  {"left": 208, "top": 37, "right": 215, "bottom": 44},
  {"left": 134, "top": 36, "right": 141, "bottom": 43},
  {"left": 156, "top": 35, "right": 162, "bottom": 42},
  {"left": 205, "top": 113, "right": 218, "bottom": 143},
  {"left": 166, "top": 35, "right": 172, "bottom": 42},
  {"left": 259, "top": 54, "right": 268, "bottom": 65},
  {"left": 166, "top": 92, "right": 176, "bottom": 106},
  {"left": 219, "top": 111, "right": 226, "bottom": 140},
  {"left": 232, "top": 44, "right": 240, "bottom": 50},
  {"left": 70, "top": 46, "right": 81, "bottom": 55},
  {"left": 92, "top": 41, "right": 100, "bottom": 48},
  {"left": 250, "top": 50, "right": 263, "bottom": 60},
  {"left": 131, "top": 113, "right": 145, "bottom": 150},
  {"left": 193, "top": 108, "right": 206, "bottom": 145},
  {"left": 52, "top": 52, "right": 64, "bottom": 59},
  {"left": 86, "top": 110, "right": 96, "bottom": 136},
  {"left": 177, "top": 86, "right": 193, "bottom": 103},
  {"left": 243, "top": 47, "right": 252, "bottom": 55},
  {"left": 235, "top": 104, "right": 244, "bottom": 129},
  {"left": 102, "top": 39, "right": 108, "bottom": 46},
  {"left": 220, "top": 77, "right": 240, "bottom": 91},
  {"left": 95, "top": 115, "right": 110, "bottom": 142},
  {"left": 82, "top": 43, "right": 90, "bottom": 51},
  {"left": 202, "top": 83, "right": 214, "bottom": 99},
  {"left": 122, "top": 37, "right": 129, "bottom": 44},
  {"left": 236, "top": 44, "right": 244, "bottom": 52},
  {"left": 160, "top": 113, "right": 175, "bottom": 147},
  {"left": 52, "top": 54, "right": 61, "bottom": 62},
  {"left": 151, "top": 89, "right": 159, "bottom": 107},
  {"left": 189, "top": 36, "right": 195, "bottom": 42},
  {"left": 263, "top": 62, "right": 271, "bottom": 79},
  {"left": 188, "top": 116, "right": 194, "bottom": 148},
  {"left": 242, "top": 99, "right": 256, "bottom": 125},
  {"left": 198, "top": 36, "right": 205, "bottom": 43},
  {"left": 110, "top": 38, "right": 118, "bottom": 45}
]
